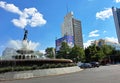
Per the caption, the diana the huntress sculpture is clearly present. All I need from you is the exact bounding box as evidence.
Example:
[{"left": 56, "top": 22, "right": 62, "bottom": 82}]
[{"left": 23, "top": 28, "right": 28, "bottom": 41}]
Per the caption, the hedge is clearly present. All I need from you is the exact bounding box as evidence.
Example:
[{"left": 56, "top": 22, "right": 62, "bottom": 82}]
[{"left": 0, "top": 63, "right": 76, "bottom": 73}]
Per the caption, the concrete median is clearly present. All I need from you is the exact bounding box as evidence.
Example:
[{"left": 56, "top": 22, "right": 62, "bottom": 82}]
[{"left": 0, "top": 66, "right": 83, "bottom": 81}]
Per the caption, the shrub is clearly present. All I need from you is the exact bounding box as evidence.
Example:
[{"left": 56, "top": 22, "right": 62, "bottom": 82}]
[
  {"left": 32, "top": 65, "right": 38, "bottom": 70},
  {"left": 0, "top": 63, "right": 76, "bottom": 73},
  {"left": 0, "top": 67, "right": 12, "bottom": 73}
]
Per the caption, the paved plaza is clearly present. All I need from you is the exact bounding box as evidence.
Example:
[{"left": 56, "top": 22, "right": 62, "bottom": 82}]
[{"left": 1, "top": 65, "right": 120, "bottom": 83}]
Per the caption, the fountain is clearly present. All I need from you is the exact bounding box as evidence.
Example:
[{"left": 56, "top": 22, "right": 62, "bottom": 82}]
[
  {"left": 12, "top": 29, "right": 37, "bottom": 59},
  {"left": 0, "top": 29, "right": 73, "bottom": 73}
]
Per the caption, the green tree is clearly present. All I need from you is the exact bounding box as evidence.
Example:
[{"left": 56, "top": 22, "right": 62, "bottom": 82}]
[
  {"left": 101, "top": 45, "right": 114, "bottom": 55},
  {"left": 69, "top": 45, "right": 85, "bottom": 62},
  {"left": 45, "top": 47, "right": 55, "bottom": 58},
  {"left": 92, "top": 46, "right": 105, "bottom": 61},
  {"left": 85, "top": 45, "right": 97, "bottom": 62},
  {"left": 56, "top": 42, "right": 71, "bottom": 59},
  {"left": 85, "top": 45, "right": 105, "bottom": 62},
  {"left": 101, "top": 45, "right": 114, "bottom": 62},
  {"left": 85, "top": 47, "right": 91, "bottom": 62}
]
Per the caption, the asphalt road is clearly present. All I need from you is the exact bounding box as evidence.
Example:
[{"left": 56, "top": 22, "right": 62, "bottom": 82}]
[{"left": 1, "top": 65, "right": 120, "bottom": 83}]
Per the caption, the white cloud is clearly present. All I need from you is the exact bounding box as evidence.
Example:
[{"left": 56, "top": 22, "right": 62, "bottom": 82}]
[
  {"left": 12, "top": 18, "right": 27, "bottom": 28},
  {"left": 115, "top": 0, "right": 120, "bottom": 3},
  {"left": 89, "top": 30, "right": 99, "bottom": 37},
  {"left": 0, "top": 1, "right": 46, "bottom": 28},
  {"left": 0, "top": 1, "right": 22, "bottom": 15},
  {"left": 104, "top": 37, "right": 118, "bottom": 43},
  {"left": 8, "top": 40, "right": 40, "bottom": 50},
  {"left": 83, "top": 39, "right": 95, "bottom": 48},
  {"left": 25, "top": 8, "right": 46, "bottom": 27},
  {"left": 96, "top": 8, "right": 112, "bottom": 20}
]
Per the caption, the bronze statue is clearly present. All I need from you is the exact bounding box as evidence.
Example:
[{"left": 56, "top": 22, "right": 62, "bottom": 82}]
[{"left": 23, "top": 28, "right": 28, "bottom": 40}]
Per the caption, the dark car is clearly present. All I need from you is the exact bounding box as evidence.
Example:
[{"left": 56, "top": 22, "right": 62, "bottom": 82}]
[
  {"left": 79, "top": 63, "right": 92, "bottom": 68},
  {"left": 90, "top": 62, "right": 100, "bottom": 67}
]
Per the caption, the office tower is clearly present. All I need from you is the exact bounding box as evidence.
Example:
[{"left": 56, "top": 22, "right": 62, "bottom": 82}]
[
  {"left": 62, "top": 12, "right": 74, "bottom": 36},
  {"left": 112, "top": 7, "right": 120, "bottom": 43},
  {"left": 61, "top": 12, "right": 83, "bottom": 48}
]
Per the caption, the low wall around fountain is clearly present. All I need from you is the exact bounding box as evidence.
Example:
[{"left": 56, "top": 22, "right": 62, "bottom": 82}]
[{"left": 0, "top": 66, "right": 83, "bottom": 81}]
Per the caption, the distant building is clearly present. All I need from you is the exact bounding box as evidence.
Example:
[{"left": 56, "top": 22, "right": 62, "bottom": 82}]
[
  {"left": 112, "top": 7, "right": 120, "bottom": 43},
  {"left": 60, "top": 12, "right": 83, "bottom": 48},
  {"left": 93, "top": 39, "right": 120, "bottom": 50}
]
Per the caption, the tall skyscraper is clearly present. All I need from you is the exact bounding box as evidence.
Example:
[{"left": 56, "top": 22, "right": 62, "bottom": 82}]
[
  {"left": 61, "top": 12, "right": 83, "bottom": 48},
  {"left": 112, "top": 7, "right": 120, "bottom": 43},
  {"left": 62, "top": 12, "right": 74, "bottom": 37}
]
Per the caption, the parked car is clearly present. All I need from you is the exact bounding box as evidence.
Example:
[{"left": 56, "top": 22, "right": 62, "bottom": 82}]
[
  {"left": 79, "top": 63, "right": 92, "bottom": 68},
  {"left": 90, "top": 62, "right": 100, "bottom": 67}
]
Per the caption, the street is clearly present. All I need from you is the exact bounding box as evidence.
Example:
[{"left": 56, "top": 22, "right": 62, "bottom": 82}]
[{"left": 1, "top": 65, "right": 120, "bottom": 83}]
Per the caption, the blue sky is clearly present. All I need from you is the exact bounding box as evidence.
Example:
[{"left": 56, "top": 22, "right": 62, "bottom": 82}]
[{"left": 0, "top": 0, "right": 120, "bottom": 55}]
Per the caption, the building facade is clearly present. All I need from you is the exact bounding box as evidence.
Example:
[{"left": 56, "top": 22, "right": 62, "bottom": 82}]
[
  {"left": 112, "top": 7, "right": 120, "bottom": 43},
  {"left": 56, "top": 35, "right": 74, "bottom": 51},
  {"left": 93, "top": 39, "right": 120, "bottom": 50},
  {"left": 61, "top": 12, "right": 83, "bottom": 48},
  {"left": 73, "top": 18, "right": 83, "bottom": 48},
  {"left": 61, "top": 12, "right": 74, "bottom": 36}
]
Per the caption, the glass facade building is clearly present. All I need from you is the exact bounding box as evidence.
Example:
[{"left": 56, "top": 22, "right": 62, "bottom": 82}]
[{"left": 93, "top": 39, "right": 120, "bottom": 50}]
